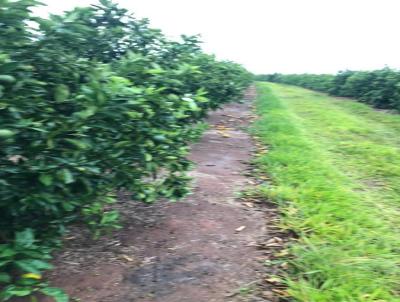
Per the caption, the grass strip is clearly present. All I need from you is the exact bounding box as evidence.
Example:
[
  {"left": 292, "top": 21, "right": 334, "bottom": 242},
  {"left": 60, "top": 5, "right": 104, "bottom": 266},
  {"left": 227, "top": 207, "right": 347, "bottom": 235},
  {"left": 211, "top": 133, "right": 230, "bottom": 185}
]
[{"left": 253, "top": 82, "right": 400, "bottom": 301}]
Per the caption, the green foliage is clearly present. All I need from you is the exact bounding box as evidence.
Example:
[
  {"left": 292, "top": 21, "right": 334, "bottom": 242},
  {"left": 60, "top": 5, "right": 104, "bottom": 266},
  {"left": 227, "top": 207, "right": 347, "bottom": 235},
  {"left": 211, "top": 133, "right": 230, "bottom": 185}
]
[
  {"left": 0, "top": 229, "right": 67, "bottom": 301},
  {"left": 255, "top": 73, "right": 334, "bottom": 92},
  {"left": 0, "top": 0, "right": 252, "bottom": 300},
  {"left": 254, "top": 82, "right": 400, "bottom": 301},
  {"left": 257, "top": 68, "right": 400, "bottom": 111}
]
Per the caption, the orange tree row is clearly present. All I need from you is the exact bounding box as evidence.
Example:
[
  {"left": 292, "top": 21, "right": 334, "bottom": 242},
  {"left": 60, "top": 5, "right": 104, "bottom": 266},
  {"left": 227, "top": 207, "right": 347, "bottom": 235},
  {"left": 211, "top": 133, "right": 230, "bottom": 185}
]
[
  {"left": 257, "top": 68, "right": 400, "bottom": 110},
  {"left": 0, "top": 0, "right": 252, "bottom": 300}
]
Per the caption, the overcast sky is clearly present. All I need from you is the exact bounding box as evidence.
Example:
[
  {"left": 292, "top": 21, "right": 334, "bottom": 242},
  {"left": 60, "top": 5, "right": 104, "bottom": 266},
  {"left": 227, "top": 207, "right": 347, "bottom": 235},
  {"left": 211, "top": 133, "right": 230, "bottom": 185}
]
[{"left": 34, "top": 0, "right": 400, "bottom": 74}]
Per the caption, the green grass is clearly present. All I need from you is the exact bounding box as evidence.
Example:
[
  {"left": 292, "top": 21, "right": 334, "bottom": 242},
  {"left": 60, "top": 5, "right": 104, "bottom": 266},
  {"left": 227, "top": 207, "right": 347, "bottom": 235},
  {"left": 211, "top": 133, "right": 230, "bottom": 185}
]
[{"left": 253, "top": 82, "right": 400, "bottom": 301}]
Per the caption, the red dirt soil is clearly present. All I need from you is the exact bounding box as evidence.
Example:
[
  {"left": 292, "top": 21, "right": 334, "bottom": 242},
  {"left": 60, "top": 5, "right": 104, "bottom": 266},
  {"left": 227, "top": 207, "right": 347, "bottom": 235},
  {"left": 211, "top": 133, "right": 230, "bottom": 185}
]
[{"left": 32, "top": 87, "right": 284, "bottom": 302}]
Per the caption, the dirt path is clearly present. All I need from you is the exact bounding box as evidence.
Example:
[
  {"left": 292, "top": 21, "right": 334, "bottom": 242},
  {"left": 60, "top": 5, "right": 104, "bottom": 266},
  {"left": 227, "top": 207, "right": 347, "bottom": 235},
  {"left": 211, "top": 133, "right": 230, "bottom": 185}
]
[{"left": 41, "top": 87, "right": 282, "bottom": 302}]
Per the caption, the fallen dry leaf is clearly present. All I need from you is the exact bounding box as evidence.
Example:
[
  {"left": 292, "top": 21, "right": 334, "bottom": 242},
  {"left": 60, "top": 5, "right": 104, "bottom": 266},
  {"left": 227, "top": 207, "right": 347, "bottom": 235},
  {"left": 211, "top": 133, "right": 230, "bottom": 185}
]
[
  {"left": 275, "top": 249, "right": 290, "bottom": 257},
  {"left": 265, "top": 242, "right": 283, "bottom": 247},
  {"left": 245, "top": 241, "right": 258, "bottom": 247},
  {"left": 272, "top": 288, "right": 290, "bottom": 297},
  {"left": 265, "top": 276, "right": 283, "bottom": 284},
  {"left": 235, "top": 225, "right": 246, "bottom": 232},
  {"left": 121, "top": 255, "right": 134, "bottom": 262},
  {"left": 265, "top": 237, "right": 283, "bottom": 244}
]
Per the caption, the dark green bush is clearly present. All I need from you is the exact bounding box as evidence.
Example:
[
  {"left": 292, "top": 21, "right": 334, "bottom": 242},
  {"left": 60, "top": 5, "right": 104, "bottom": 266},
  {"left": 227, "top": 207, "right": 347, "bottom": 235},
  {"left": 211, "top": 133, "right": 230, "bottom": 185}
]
[
  {"left": 0, "top": 0, "right": 252, "bottom": 300},
  {"left": 255, "top": 73, "right": 334, "bottom": 93},
  {"left": 257, "top": 68, "right": 400, "bottom": 111}
]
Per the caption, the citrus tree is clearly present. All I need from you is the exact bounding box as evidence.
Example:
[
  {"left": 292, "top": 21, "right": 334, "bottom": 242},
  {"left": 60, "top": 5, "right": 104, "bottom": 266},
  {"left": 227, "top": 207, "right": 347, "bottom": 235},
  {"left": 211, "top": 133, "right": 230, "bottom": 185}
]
[{"left": 0, "top": 1, "right": 252, "bottom": 300}]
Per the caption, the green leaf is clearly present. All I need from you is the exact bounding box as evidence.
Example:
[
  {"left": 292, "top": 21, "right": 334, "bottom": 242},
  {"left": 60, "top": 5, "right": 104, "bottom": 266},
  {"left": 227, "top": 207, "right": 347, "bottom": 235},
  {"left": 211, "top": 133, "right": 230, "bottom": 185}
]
[
  {"left": 153, "top": 135, "right": 167, "bottom": 142},
  {"left": 145, "top": 153, "right": 152, "bottom": 162},
  {"left": 58, "top": 169, "right": 74, "bottom": 184},
  {"left": 183, "top": 97, "right": 199, "bottom": 111},
  {"left": 15, "top": 260, "right": 53, "bottom": 274},
  {"left": 125, "top": 111, "right": 143, "bottom": 119},
  {"left": 0, "top": 247, "right": 16, "bottom": 258},
  {"left": 61, "top": 201, "right": 75, "bottom": 212},
  {"left": 65, "top": 139, "right": 90, "bottom": 150},
  {"left": 39, "top": 174, "right": 53, "bottom": 186},
  {"left": 73, "top": 106, "right": 97, "bottom": 119},
  {"left": 0, "top": 285, "right": 14, "bottom": 301},
  {"left": 129, "top": 87, "right": 143, "bottom": 94},
  {"left": 5, "top": 287, "right": 32, "bottom": 297},
  {"left": 40, "top": 287, "right": 68, "bottom": 302},
  {"left": 114, "top": 141, "right": 131, "bottom": 148},
  {"left": 0, "top": 273, "right": 11, "bottom": 283},
  {"left": 15, "top": 229, "right": 35, "bottom": 248},
  {"left": 0, "top": 75, "right": 16, "bottom": 84},
  {"left": 147, "top": 68, "right": 165, "bottom": 74},
  {"left": 54, "top": 84, "right": 70, "bottom": 102},
  {"left": 0, "top": 260, "right": 11, "bottom": 267},
  {"left": 100, "top": 210, "right": 119, "bottom": 224},
  {"left": 0, "top": 129, "right": 15, "bottom": 138}
]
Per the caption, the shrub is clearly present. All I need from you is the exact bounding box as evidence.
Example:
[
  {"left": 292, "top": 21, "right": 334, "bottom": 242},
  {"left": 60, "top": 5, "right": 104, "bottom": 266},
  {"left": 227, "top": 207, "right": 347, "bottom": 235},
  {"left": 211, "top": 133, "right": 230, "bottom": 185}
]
[{"left": 0, "top": 0, "right": 252, "bottom": 300}]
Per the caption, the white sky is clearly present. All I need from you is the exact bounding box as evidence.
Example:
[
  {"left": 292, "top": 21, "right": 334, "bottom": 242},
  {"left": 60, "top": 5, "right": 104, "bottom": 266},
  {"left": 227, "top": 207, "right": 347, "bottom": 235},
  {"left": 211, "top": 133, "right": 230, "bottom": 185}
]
[{"left": 34, "top": 0, "right": 400, "bottom": 74}]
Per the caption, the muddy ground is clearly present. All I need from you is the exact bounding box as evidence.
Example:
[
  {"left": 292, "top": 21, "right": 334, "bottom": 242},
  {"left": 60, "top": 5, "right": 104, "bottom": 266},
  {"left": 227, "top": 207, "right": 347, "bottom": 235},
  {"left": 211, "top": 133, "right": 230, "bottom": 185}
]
[{"left": 38, "top": 87, "right": 286, "bottom": 302}]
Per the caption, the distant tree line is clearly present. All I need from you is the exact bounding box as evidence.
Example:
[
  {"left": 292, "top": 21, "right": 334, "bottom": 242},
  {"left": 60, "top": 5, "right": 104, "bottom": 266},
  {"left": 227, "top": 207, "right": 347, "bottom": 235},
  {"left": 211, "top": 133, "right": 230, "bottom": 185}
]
[{"left": 256, "top": 68, "right": 400, "bottom": 110}]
